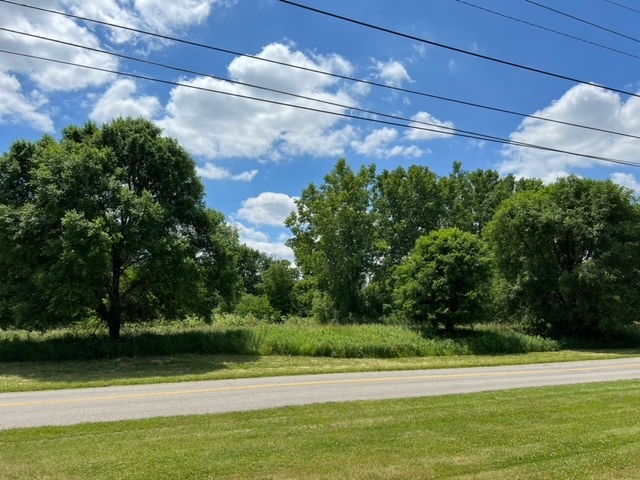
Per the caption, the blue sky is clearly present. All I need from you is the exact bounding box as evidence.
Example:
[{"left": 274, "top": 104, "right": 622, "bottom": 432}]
[{"left": 2, "top": 0, "right": 640, "bottom": 260}]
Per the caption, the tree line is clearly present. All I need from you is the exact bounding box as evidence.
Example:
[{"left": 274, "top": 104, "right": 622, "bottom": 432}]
[{"left": 1, "top": 118, "right": 639, "bottom": 340}]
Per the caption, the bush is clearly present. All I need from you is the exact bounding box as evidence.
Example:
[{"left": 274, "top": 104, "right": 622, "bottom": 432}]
[
  {"left": 393, "top": 228, "right": 490, "bottom": 330},
  {"left": 234, "top": 294, "right": 278, "bottom": 322}
]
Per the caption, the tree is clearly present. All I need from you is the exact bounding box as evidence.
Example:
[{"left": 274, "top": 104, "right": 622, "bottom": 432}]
[
  {"left": 236, "top": 245, "right": 274, "bottom": 296},
  {"left": 286, "top": 159, "right": 376, "bottom": 319},
  {"left": 261, "top": 260, "right": 298, "bottom": 315},
  {"left": 0, "top": 118, "right": 238, "bottom": 339},
  {"left": 371, "top": 165, "right": 443, "bottom": 310},
  {"left": 393, "top": 228, "right": 490, "bottom": 330},
  {"left": 486, "top": 176, "right": 640, "bottom": 338},
  {"left": 438, "top": 162, "right": 524, "bottom": 235}
]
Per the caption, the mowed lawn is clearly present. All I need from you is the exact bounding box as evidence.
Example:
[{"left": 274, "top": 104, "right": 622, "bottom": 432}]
[{"left": 2, "top": 380, "right": 640, "bottom": 479}]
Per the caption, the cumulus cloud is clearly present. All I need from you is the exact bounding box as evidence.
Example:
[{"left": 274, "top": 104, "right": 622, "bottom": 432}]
[
  {"left": 237, "top": 192, "right": 297, "bottom": 226},
  {"left": 372, "top": 59, "right": 411, "bottom": 87},
  {"left": 0, "top": 72, "right": 54, "bottom": 131},
  {"left": 405, "top": 111, "right": 455, "bottom": 141},
  {"left": 158, "top": 42, "right": 359, "bottom": 160},
  {"left": 499, "top": 84, "right": 640, "bottom": 182},
  {"left": 0, "top": 0, "right": 223, "bottom": 131},
  {"left": 611, "top": 172, "right": 640, "bottom": 195},
  {"left": 90, "top": 79, "right": 161, "bottom": 123},
  {"left": 64, "top": 0, "right": 223, "bottom": 45},
  {"left": 351, "top": 127, "right": 423, "bottom": 158},
  {"left": 234, "top": 222, "right": 295, "bottom": 261},
  {"left": 196, "top": 163, "right": 258, "bottom": 181},
  {"left": 0, "top": 2, "right": 118, "bottom": 92}
]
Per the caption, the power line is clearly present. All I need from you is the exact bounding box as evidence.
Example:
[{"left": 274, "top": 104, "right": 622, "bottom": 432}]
[
  {"left": 526, "top": 0, "right": 640, "bottom": 45},
  {"left": 456, "top": 0, "right": 640, "bottom": 61},
  {"left": 3, "top": 48, "right": 640, "bottom": 169},
  {"left": 2, "top": 1, "right": 638, "bottom": 143},
  {"left": 603, "top": 0, "right": 640, "bottom": 15},
  {"left": 278, "top": 0, "right": 640, "bottom": 100},
  {"left": 0, "top": 28, "right": 500, "bottom": 143},
  {"left": 8, "top": 26, "right": 640, "bottom": 145}
]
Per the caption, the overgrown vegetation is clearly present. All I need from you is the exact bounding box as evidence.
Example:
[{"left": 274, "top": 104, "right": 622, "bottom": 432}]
[
  {"left": 1, "top": 118, "right": 639, "bottom": 349},
  {"left": 0, "top": 317, "right": 562, "bottom": 362}
]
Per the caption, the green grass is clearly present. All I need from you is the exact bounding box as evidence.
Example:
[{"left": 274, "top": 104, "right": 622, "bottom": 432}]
[
  {"left": 0, "top": 319, "right": 562, "bottom": 362},
  {"left": 2, "top": 380, "right": 640, "bottom": 479},
  {"left": 0, "top": 350, "right": 637, "bottom": 393}
]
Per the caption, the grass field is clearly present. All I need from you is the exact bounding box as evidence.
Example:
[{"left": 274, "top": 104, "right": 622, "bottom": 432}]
[
  {"left": 1, "top": 349, "right": 638, "bottom": 393},
  {"left": 1, "top": 380, "right": 639, "bottom": 479},
  {"left": 0, "top": 320, "right": 565, "bottom": 362}
]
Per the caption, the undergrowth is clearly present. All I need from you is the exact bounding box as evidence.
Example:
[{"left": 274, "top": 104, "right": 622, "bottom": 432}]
[{"left": 0, "top": 315, "right": 563, "bottom": 362}]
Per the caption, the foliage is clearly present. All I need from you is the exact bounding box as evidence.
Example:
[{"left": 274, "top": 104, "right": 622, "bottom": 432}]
[
  {"left": 234, "top": 294, "right": 277, "bottom": 321},
  {"left": 236, "top": 245, "right": 273, "bottom": 296},
  {"left": 261, "top": 260, "right": 298, "bottom": 315},
  {"left": 0, "top": 320, "right": 562, "bottom": 362},
  {"left": 286, "top": 159, "right": 376, "bottom": 318},
  {"left": 0, "top": 118, "right": 239, "bottom": 339},
  {"left": 371, "top": 165, "right": 443, "bottom": 310},
  {"left": 393, "top": 228, "right": 490, "bottom": 330},
  {"left": 486, "top": 176, "right": 640, "bottom": 338}
]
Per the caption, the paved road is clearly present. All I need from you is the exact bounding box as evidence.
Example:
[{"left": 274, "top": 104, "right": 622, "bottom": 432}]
[{"left": 1, "top": 357, "right": 640, "bottom": 430}]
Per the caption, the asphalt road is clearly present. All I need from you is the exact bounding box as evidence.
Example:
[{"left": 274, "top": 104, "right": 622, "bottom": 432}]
[{"left": 1, "top": 357, "right": 640, "bottom": 430}]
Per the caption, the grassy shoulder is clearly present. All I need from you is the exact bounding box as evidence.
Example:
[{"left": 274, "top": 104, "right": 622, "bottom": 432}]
[
  {"left": 1, "top": 350, "right": 638, "bottom": 393},
  {"left": 2, "top": 380, "right": 640, "bottom": 479}
]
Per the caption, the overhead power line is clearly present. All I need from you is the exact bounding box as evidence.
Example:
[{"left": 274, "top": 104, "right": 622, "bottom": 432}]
[
  {"left": 604, "top": 0, "right": 640, "bottom": 15},
  {"left": 3, "top": 48, "right": 640, "bottom": 169},
  {"left": 2, "top": 1, "right": 638, "bottom": 143},
  {"left": 0, "top": 28, "right": 499, "bottom": 144},
  {"left": 6, "top": 26, "right": 640, "bottom": 145},
  {"left": 526, "top": 0, "right": 640, "bottom": 45},
  {"left": 455, "top": 0, "right": 640, "bottom": 61},
  {"left": 278, "top": 0, "right": 640, "bottom": 100}
]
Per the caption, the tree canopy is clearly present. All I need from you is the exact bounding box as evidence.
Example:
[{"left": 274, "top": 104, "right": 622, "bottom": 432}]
[
  {"left": 486, "top": 176, "right": 640, "bottom": 337},
  {"left": 0, "top": 117, "right": 239, "bottom": 339}
]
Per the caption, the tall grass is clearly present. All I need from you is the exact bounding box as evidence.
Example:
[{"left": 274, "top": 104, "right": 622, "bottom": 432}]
[{"left": 0, "top": 316, "right": 561, "bottom": 362}]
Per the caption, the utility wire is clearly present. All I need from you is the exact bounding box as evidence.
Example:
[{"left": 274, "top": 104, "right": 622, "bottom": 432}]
[
  {"left": 526, "top": 0, "right": 640, "bottom": 45},
  {"left": 7, "top": 26, "right": 640, "bottom": 144},
  {"left": 0, "top": 28, "right": 500, "bottom": 143},
  {"left": 604, "top": 0, "right": 640, "bottom": 15},
  {"left": 2, "top": 1, "right": 638, "bottom": 143},
  {"left": 456, "top": 0, "right": 640, "bottom": 61},
  {"left": 3, "top": 48, "right": 640, "bottom": 169},
  {"left": 278, "top": 0, "right": 640, "bottom": 100}
]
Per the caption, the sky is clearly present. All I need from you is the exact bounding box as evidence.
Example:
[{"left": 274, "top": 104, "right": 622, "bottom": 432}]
[{"left": 2, "top": 0, "right": 640, "bottom": 261}]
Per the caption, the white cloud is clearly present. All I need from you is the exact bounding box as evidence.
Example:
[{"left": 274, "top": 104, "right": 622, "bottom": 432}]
[
  {"left": 499, "top": 84, "right": 640, "bottom": 182},
  {"left": 611, "top": 172, "right": 640, "bottom": 195},
  {"left": 0, "top": 72, "right": 54, "bottom": 131},
  {"left": 158, "top": 42, "right": 359, "bottom": 160},
  {"left": 234, "top": 222, "right": 295, "bottom": 261},
  {"left": 0, "top": 3, "right": 118, "bottom": 92},
  {"left": 351, "top": 127, "right": 423, "bottom": 158},
  {"left": 90, "top": 79, "right": 161, "bottom": 123},
  {"left": 0, "top": 0, "right": 228, "bottom": 132},
  {"left": 237, "top": 192, "right": 297, "bottom": 226},
  {"left": 372, "top": 59, "right": 411, "bottom": 87},
  {"left": 405, "top": 111, "right": 455, "bottom": 141},
  {"left": 197, "top": 162, "right": 258, "bottom": 181},
  {"left": 63, "top": 0, "right": 223, "bottom": 45}
]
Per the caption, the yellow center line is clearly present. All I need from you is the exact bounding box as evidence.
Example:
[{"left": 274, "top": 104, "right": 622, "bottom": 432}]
[{"left": 2, "top": 362, "right": 640, "bottom": 409}]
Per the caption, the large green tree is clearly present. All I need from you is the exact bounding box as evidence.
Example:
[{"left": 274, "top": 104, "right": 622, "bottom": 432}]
[
  {"left": 393, "top": 228, "right": 490, "bottom": 330},
  {"left": 286, "top": 159, "right": 376, "bottom": 319},
  {"left": 0, "top": 118, "right": 238, "bottom": 339},
  {"left": 486, "top": 176, "right": 640, "bottom": 338}
]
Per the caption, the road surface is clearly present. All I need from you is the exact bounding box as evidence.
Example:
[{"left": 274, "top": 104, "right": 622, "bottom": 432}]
[{"left": 1, "top": 357, "right": 640, "bottom": 430}]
